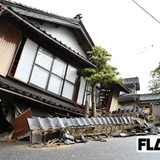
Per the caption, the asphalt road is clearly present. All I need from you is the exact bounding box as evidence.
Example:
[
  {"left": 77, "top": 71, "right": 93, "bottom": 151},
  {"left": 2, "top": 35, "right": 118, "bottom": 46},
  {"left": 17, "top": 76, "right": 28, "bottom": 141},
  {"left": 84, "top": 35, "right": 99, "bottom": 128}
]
[{"left": 0, "top": 136, "right": 160, "bottom": 160}]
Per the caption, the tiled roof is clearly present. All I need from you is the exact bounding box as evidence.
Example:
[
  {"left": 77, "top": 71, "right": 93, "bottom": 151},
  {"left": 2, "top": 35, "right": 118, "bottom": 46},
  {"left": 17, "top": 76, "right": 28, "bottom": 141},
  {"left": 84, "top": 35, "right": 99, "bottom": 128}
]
[
  {"left": 119, "top": 93, "right": 160, "bottom": 104},
  {"left": 101, "top": 83, "right": 131, "bottom": 93},
  {"left": 0, "top": 2, "right": 95, "bottom": 68},
  {"left": 123, "top": 77, "right": 140, "bottom": 91},
  {"left": 112, "top": 107, "right": 143, "bottom": 115},
  {"left": 3, "top": 0, "right": 94, "bottom": 48},
  {"left": 124, "top": 77, "right": 139, "bottom": 85},
  {"left": 118, "top": 94, "right": 140, "bottom": 103},
  {"left": 27, "top": 116, "right": 132, "bottom": 131},
  {"left": 139, "top": 93, "right": 160, "bottom": 102},
  {"left": 5, "top": 0, "right": 80, "bottom": 28},
  {"left": 0, "top": 76, "right": 83, "bottom": 116}
]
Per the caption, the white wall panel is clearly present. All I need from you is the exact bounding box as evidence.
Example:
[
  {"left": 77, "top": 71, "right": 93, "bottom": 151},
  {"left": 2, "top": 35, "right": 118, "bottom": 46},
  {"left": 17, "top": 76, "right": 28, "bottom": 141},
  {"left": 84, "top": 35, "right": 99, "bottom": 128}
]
[
  {"left": 77, "top": 77, "right": 86, "bottom": 104},
  {"left": 33, "top": 21, "right": 87, "bottom": 58},
  {"left": 14, "top": 39, "right": 38, "bottom": 82}
]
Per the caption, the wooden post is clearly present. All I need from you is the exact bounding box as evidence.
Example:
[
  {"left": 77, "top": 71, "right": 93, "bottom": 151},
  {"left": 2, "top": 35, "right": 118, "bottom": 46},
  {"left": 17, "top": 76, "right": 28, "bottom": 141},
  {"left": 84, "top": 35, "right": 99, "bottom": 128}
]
[
  {"left": 91, "top": 84, "right": 96, "bottom": 117},
  {"left": 92, "top": 103, "right": 96, "bottom": 117},
  {"left": 84, "top": 100, "right": 89, "bottom": 118}
]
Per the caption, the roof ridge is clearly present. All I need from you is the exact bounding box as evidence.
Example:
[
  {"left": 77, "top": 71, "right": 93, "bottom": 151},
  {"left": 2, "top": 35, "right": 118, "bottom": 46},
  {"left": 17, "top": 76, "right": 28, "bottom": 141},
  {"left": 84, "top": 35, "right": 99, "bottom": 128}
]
[
  {"left": 2, "top": 1, "right": 95, "bottom": 67},
  {"left": 4, "top": 0, "right": 79, "bottom": 22}
]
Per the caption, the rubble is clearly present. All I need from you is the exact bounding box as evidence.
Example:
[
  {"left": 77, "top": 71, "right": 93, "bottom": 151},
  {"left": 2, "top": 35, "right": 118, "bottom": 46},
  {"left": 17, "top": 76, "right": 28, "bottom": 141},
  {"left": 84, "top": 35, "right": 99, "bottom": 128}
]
[
  {"left": 1, "top": 105, "right": 160, "bottom": 148},
  {"left": 0, "top": 107, "right": 31, "bottom": 142},
  {"left": 27, "top": 116, "right": 132, "bottom": 144},
  {"left": 0, "top": 104, "right": 13, "bottom": 134}
]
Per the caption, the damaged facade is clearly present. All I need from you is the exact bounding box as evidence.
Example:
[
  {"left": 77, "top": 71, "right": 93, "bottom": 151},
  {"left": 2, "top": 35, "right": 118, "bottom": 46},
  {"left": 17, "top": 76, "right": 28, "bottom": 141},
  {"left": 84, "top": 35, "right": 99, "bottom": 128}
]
[{"left": 0, "top": 0, "right": 129, "bottom": 140}]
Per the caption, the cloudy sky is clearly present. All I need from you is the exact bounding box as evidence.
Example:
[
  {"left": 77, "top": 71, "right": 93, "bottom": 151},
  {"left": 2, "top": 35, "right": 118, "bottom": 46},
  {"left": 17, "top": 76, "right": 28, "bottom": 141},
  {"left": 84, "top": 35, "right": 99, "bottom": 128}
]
[{"left": 12, "top": 0, "right": 160, "bottom": 93}]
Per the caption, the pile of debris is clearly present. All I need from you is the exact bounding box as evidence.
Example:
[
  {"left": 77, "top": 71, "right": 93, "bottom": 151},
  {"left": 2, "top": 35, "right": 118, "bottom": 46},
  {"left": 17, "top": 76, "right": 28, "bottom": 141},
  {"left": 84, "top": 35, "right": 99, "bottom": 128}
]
[
  {"left": 127, "top": 118, "right": 160, "bottom": 136},
  {"left": 28, "top": 117, "right": 160, "bottom": 148},
  {"left": 27, "top": 113, "right": 160, "bottom": 148},
  {"left": 1, "top": 106, "right": 160, "bottom": 148},
  {"left": 30, "top": 128, "right": 89, "bottom": 148},
  {"left": 0, "top": 108, "right": 32, "bottom": 142},
  {"left": 27, "top": 116, "right": 132, "bottom": 144}
]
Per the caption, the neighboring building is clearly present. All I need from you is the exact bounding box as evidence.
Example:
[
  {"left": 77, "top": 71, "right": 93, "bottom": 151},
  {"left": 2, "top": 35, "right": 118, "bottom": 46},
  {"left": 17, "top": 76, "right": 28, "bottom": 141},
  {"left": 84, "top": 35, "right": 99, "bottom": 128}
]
[
  {"left": 119, "top": 77, "right": 140, "bottom": 110},
  {"left": 119, "top": 77, "right": 160, "bottom": 121},
  {"left": 99, "top": 83, "right": 130, "bottom": 115},
  {"left": 0, "top": 0, "right": 129, "bottom": 134},
  {"left": 138, "top": 94, "right": 160, "bottom": 121}
]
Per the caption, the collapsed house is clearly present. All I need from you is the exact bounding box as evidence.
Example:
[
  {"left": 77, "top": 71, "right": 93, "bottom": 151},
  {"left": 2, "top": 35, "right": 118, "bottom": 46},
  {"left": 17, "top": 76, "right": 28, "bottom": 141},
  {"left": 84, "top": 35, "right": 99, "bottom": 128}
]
[{"left": 0, "top": 0, "right": 130, "bottom": 141}]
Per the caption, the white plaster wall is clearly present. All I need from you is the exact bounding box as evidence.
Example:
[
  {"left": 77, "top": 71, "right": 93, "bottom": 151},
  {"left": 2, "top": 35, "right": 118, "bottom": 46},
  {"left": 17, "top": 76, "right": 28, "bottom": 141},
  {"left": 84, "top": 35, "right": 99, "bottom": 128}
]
[
  {"left": 33, "top": 21, "right": 87, "bottom": 58},
  {"left": 110, "top": 90, "right": 119, "bottom": 112},
  {"left": 77, "top": 77, "right": 86, "bottom": 105},
  {"left": 14, "top": 39, "right": 38, "bottom": 82}
]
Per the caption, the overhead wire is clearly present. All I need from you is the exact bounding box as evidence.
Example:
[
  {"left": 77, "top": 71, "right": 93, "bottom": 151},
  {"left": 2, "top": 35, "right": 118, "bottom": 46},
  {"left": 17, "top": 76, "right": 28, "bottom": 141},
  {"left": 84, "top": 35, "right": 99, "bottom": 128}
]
[
  {"left": 132, "top": 0, "right": 160, "bottom": 25},
  {"left": 131, "top": 0, "right": 160, "bottom": 54}
]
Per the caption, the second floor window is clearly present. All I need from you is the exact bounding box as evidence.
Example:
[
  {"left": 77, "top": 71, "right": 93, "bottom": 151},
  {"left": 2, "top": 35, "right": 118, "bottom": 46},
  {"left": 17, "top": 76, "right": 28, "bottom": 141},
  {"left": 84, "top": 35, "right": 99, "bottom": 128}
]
[
  {"left": 11, "top": 38, "right": 78, "bottom": 101},
  {"left": 29, "top": 47, "right": 77, "bottom": 100}
]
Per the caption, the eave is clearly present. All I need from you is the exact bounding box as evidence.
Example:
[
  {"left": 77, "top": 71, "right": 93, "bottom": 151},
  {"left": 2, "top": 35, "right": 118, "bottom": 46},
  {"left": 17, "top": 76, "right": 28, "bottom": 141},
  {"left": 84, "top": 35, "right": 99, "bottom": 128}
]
[
  {"left": 115, "top": 83, "right": 131, "bottom": 93},
  {"left": 0, "top": 3, "right": 95, "bottom": 69},
  {"left": 3, "top": 0, "right": 94, "bottom": 52},
  {"left": 119, "top": 94, "right": 140, "bottom": 103},
  {"left": 0, "top": 76, "right": 83, "bottom": 116},
  {"left": 102, "top": 83, "right": 131, "bottom": 94}
]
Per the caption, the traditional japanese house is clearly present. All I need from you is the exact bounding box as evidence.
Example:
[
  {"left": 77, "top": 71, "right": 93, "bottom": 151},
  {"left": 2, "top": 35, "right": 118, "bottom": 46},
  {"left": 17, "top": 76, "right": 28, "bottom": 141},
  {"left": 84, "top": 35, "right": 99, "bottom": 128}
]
[
  {"left": 118, "top": 77, "right": 140, "bottom": 110},
  {"left": 119, "top": 77, "right": 160, "bottom": 122},
  {"left": 0, "top": 1, "right": 129, "bottom": 136}
]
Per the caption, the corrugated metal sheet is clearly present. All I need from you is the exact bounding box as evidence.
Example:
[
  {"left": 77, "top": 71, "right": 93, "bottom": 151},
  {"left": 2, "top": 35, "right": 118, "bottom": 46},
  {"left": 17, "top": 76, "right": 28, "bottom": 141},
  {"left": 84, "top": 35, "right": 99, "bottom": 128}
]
[
  {"left": 27, "top": 116, "right": 133, "bottom": 143},
  {"left": 27, "top": 116, "right": 132, "bottom": 130},
  {"left": 0, "top": 18, "right": 22, "bottom": 77}
]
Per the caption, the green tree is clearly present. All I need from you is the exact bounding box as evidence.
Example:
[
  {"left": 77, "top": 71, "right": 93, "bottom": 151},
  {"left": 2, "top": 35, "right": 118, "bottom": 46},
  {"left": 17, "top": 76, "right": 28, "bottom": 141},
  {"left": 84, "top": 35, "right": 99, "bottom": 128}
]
[
  {"left": 82, "top": 46, "right": 123, "bottom": 117},
  {"left": 149, "top": 63, "right": 160, "bottom": 94}
]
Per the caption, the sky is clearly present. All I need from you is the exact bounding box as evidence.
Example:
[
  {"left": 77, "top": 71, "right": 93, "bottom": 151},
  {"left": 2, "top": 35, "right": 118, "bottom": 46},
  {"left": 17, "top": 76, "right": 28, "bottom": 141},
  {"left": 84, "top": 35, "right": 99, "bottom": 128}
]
[{"left": 12, "top": 0, "right": 160, "bottom": 93}]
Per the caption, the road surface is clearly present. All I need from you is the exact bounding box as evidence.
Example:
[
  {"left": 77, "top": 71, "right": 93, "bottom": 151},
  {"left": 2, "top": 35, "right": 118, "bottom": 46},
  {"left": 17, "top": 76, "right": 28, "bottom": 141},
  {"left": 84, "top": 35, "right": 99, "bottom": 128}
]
[{"left": 0, "top": 136, "right": 160, "bottom": 160}]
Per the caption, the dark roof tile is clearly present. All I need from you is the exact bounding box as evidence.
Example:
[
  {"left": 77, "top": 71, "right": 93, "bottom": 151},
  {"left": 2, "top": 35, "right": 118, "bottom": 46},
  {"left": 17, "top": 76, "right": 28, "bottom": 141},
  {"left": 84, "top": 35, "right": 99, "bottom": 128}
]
[
  {"left": 124, "top": 77, "right": 139, "bottom": 85},
  {"left": 140, "top": 94, "right": 160, "bottom": 102},
  {"left": 2, "top": 6, "right": 94, "bottom": 67},
  {"left": 123, "top": 77, "right": 140, "bottom": 91},
  {"left": 119, "top": 94, "right": 140, "bottom": 103},
  {"left": 0, "top": 76, "right": 83, "bottom": 116},
  {"left": 4, "top": 0, "right": 79, "bottom": 27}
]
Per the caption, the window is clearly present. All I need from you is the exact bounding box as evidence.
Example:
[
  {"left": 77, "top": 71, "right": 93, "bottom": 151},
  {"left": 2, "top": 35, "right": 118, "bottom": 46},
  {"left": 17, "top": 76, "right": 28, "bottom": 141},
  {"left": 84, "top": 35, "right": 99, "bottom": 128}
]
[
  {"left": 11, "top": 39, "right": 79, "bottom": 101},
  {"left": 48, "top": 75, "right": 63, "bottom": 95},
  {"left": 30, "top": 65, "right": 49, "bottom": 88},
  {"left": 62, "top": 81, "right": 74, "bottom": 99},
  {"left": 13, "top": 38, "right": 38, "bottom": 82},
  {"left": 77, "top": 77, "right": 86, "bottom": 105},
  {"left": 35, "top": 49, "right": 53, "bottom": 70},
  {"left": 30, "top": 47, "right": 53, "bottom": 89},
  {"left": 29, "top": 46, "right": 77, "bottom": 100},
  {"left": 66, "top": 65, "right": 77, "bottom": 83},
  {"left": 62, "top": 65, "right": 77, "bottom": 99},
  {"left": 51, "top": 58, "right": 66, "bottom": 77},
  {"left": 48, "top": 58, "right": 66, "bottom": 95}
]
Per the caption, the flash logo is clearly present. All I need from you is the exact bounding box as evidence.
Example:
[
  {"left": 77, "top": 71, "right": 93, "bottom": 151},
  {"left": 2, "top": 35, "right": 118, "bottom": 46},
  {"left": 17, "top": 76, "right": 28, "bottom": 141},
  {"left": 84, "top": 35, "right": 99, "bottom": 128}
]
[{"left": 137, "top": 136, "right": 160, "bottom": 152}]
